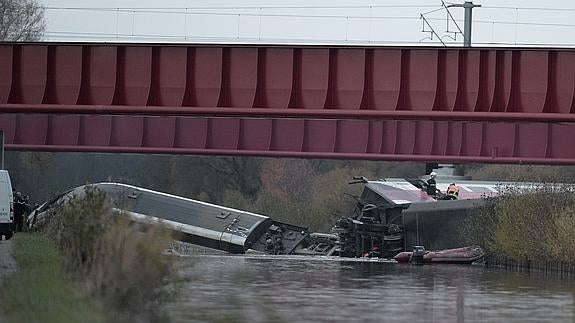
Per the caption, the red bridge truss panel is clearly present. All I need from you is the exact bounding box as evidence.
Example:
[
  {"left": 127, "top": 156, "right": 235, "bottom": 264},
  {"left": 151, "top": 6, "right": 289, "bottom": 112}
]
[
  {"left": 0, "top": 113, "right": 573, "bottom": 164},
  {"left": 0, "top": 43, "right": 574, "bottom": 164}
]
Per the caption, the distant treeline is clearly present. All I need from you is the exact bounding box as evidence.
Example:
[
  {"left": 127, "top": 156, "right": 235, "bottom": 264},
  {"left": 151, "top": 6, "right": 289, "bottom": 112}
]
[{"left": 5, "top": 152, "right": 575, "bottom": 231}]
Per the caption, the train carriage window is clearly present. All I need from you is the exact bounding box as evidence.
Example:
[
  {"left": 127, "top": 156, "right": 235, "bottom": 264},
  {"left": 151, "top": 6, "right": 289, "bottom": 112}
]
[
  {"left": 128, "top": 191, "right": 141, "bottom": 199},
  {"left": 217, "top": 211, "right": 231, "bottom": 219}
]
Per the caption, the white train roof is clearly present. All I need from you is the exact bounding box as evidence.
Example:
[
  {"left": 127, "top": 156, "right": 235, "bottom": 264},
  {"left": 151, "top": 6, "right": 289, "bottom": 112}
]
[{"left": 365, "top": 178, "right": 548, "bottom": 205}]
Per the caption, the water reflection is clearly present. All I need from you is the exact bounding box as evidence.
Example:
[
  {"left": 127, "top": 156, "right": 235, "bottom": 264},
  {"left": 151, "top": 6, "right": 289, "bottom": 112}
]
[{"left": 168, "top": 255, "right": 575, "bottom": 323}]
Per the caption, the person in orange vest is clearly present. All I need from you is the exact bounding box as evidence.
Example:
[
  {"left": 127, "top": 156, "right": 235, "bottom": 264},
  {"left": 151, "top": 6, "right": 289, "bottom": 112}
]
[{"left": 446, "top": 183, "right": 460, "bottom": 200}]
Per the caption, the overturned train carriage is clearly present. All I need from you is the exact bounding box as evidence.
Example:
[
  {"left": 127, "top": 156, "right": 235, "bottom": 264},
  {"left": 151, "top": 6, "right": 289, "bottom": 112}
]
[
  {"left": 30, "top": 183, "right": 338, "bottom": 256},
  {"left": 332, "top": 179, "right": 486, "bottom": 258}
]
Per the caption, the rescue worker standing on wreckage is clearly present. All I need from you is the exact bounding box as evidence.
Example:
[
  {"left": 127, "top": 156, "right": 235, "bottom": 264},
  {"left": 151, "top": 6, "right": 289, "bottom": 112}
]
[{"left": 426, "top": 172, "right": 438, "bottom": 196}]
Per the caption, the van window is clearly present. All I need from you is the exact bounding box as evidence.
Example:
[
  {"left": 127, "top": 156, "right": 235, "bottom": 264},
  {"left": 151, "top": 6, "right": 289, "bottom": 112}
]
[{"left": 0, "top": 180, "right": 8, "bottom": 205}]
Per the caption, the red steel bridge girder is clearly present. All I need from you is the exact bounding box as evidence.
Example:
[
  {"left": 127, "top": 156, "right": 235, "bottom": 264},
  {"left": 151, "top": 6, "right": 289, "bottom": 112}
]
[
  {"left": 2, "top": 43, "right": 575, "bottom": 113},
  {"left": 1, "top": 43, "right": 574, "bottom": 164},
  {"left": 1, "top": 114, "right": 573, "bottom": 165}
]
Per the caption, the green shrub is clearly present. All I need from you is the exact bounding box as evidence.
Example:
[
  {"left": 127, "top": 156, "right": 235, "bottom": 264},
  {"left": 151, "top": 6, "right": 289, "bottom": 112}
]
[
  {"left": 87, "top": 217, "right": 176, "bottom": 319},
  {"left": 43, "top": 186, "right": 178, "bottom": 321},
  {"left": 45, "top": 186, "right": 111, "bottom": 276}
]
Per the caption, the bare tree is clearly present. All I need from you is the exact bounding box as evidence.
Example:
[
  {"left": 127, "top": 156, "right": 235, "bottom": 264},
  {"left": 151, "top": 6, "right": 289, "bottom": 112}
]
[{"left": 0, "top": 0, "right": 45, "bottom": 41}]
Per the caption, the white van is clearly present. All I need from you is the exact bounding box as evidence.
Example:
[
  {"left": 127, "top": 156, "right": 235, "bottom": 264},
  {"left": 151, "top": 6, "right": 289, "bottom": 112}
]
[{"left": 0, "top": 170, "right": 14, "bottom": 240}]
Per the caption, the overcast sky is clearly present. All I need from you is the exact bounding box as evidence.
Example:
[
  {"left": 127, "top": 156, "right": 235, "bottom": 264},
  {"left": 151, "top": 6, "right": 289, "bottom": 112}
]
[{"left": 40, "top": 0, "right": 575, "bottom": 46}]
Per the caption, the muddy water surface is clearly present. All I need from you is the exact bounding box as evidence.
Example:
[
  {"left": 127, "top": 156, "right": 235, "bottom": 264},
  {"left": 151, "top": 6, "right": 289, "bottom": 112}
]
[{"left": 168, "top": 254, "right": 575, "bottom": 323}]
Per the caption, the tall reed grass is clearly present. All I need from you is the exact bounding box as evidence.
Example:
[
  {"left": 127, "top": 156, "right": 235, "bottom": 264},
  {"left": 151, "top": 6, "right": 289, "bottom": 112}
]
[{"left": 465, "top": 184, "right": 575, "bottom": 265}]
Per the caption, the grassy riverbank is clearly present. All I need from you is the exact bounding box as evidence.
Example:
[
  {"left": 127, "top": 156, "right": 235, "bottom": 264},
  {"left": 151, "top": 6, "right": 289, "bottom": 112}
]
[
  {"left": 0, "top": 233, "right": 105, "bottom": 323},
  {"left": 1, "top": 186, "right": 179, "bottom": 322},
  {"left": 466, "top": 185, "right": 575, "bottom": 268}
]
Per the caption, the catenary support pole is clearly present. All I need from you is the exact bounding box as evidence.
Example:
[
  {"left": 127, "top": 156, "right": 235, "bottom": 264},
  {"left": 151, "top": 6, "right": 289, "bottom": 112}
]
[{"left": 448, "top": 1, "right": 481, "bottom": 47}]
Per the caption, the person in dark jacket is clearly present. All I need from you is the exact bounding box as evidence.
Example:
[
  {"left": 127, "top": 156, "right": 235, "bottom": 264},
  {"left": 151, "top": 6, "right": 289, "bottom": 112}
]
[
  {"left": 426, "top": 172, "right": 438, "bottom": 196},
  {"left": 13, "top": 192, "right": 24, "bottom": 232}
]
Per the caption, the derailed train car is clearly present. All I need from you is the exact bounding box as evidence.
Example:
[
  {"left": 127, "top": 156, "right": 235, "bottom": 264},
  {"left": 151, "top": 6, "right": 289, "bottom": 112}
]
[
  {"left": 28, "top": 177, "right": 535, "bottom": 259},
  {"left": 332, "top": 178, "right": 485, "bottom": 258},
  {"left": 28, "top": 183, "right": 337, "bottom": 256},
  {"left": 331, "top": 176, "right": 542, "bottom": 258}
]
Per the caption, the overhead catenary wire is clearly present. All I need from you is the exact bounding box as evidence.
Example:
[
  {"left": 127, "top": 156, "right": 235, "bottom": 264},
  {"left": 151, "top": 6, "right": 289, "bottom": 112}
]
[
  {"left": 44, "top": 18, "right": 575, "bottom": 46},
  {"left": 41, "top": 3, "right": 575, "bottom": 12},
  {"left": 42, "top": 31, "right": 575, "bottom": 48},
  {"left": 420, "top": 6, "right": 448, "bottom": 16},
  {"left": 42, "top": 30, "right": 449, "bottom": 44},
  {"left": 441, "top": 1, "right": 464, "bottom": 36},
  {"left": 43, "top": 4, "right": 575, "bottom": 13},
  {"left": 42, "top": 8, "right": 575, "bottom": 28},
  {"left": 481, "top": 5, "right": 575, "bottom": 12},
  {"left": 418, "top": 2, "right": 463, "bottom": 44},
  {"left": 441, "top": 18, "right": 575, "bottom": 28},
  {"left": 422, "top": 17, "right": 575, "bottom": 28},
  {"left": 40, "top": 4, "right": 575, "bottom": 47},
  {"left": 442, "top": 2, "right": 575, "bottom": 11},
  {"left": 44, "top": 7, "right": 419, "bottom": 20},
  {"left": 476, "top": 20, "right": 575, "bottom": 28},
  {"left": 42, "top": 4, "right": 575, "bottom": 12},
  {"left": 43, "top": 4, "right": 440, "bottom": 10},
  {"left": 42, "top": 6, "right": 575, "bottom": 27},
  {"left": 420, "top": 14, "right": 446, "bottom": 47}
]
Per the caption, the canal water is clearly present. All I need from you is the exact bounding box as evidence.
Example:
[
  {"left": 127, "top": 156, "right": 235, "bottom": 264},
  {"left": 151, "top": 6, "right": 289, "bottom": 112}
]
[{"left": 168, "top": 254, "right": 575, "bottom": 323}]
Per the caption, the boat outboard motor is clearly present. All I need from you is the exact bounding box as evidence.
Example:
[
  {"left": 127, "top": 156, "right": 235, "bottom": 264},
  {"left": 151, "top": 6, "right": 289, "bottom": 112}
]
[{"left": 410, "top": 246, "right": 426, "bottom": 265}]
